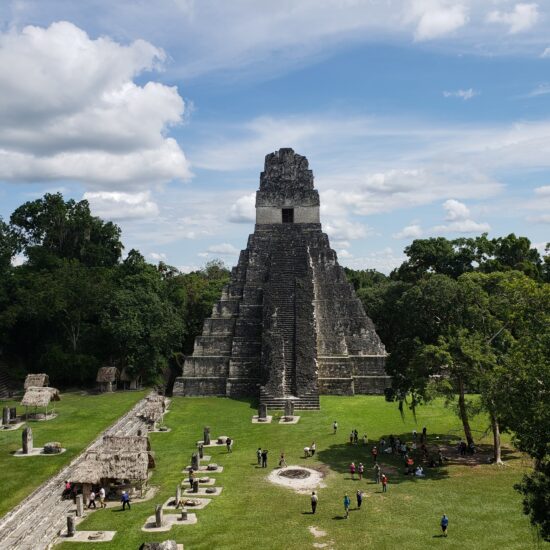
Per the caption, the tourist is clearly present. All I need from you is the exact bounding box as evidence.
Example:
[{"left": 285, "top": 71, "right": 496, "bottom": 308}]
[
  {"left": 381, "top": 473, "right": 388, "bottom": 493},
  {"left": 121, "top": 491, "right": 131, "bottom": 511},
  {"left": 438, "top": 449, "right": 444, "bottom": 466},
  {"left": 440, "top": 514, "right": 449, "bottom": 537},
  {"left": 412, "top": 429, "right": 417, "bottom": 441},
  {"left": 358, "top": 462, "right": 364, "bottom": 480},
  {"left": 226, "top": 437, "right": 232, "bottom": 453},
  {"left": 87, "top": 490, "right": 96, "bottom": 509},
  {"left": 415, "top": 466, "right": 425, "bottom": 477},
  {"left": 99, "top": 486, "right": 106, "bottom": 509},
  {"left": 279, "top": 451, "right": 287, "bottom": 468},
  {"left": 353, "top": 429, "right": 359, "bottom": 444},
  {"left": 344, "top": 494, "right": 351, "bottom": 518},
  {"left": 371, "top": 445, "right": 378, "bottom": 463},
  {"left": 349, "top": 461, "right": 356, "bottom": 480},
  {"left": 257, "top": 447, "right": 262, "bottom": 465},
  {"left": 356, "top": 489, "right": 363, "bottom": 509},
  {"left": 379, "top": 437, "right": 386, "bottom": 449},
  {"left": 310, "top": 441, "right": 316, "bottom": 456},
  {"left": 374, "top": 463, "right": 381, "bottom": 484},
  {"left": 311, "top": 491, "right": 318, "bottom": 514},
  {"left": 333, "top": 420, "right": 338, "bottom": 434},
  {"left": 261, "top": 449, "right": 268, "bottom": 468},
  {"left": 62, "top": 481, "right": 72, "bottom": 500},
  {"left": 349, "top": 431, "right": 354, "bottom": 445},
  {"left": 422, "top": 426, "right": 427, "bottom": 442},
  {"left": 363, "top": 434, "right": 368, "bottom": 445},
  {"left": 304, "top": 446, "right": 310, "bottom": 458},
  {"left": 468, "top": 442, "right": 476, "bottom": 455}
]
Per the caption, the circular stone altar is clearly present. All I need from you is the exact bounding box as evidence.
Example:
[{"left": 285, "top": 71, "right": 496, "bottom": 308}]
[{"left": 268, "top": 465, "right": 325, "bottom": 493}]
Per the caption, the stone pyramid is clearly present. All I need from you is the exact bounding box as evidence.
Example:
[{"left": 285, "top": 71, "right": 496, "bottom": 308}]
[{"left": 173, "top": 148, "right": 389, "bottom": 409}]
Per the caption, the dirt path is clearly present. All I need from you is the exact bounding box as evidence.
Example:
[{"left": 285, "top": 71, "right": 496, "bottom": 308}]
[{"left": 0, "top": 395, "right": 152, "bottom": 550}]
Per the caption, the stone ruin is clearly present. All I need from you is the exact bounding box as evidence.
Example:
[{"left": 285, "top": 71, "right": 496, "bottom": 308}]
[{"left": 173, "top": 148, "right": 389, "bottom": 409}]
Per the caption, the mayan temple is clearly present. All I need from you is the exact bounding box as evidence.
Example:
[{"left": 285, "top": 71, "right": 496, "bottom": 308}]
[{"left": 173, "top": 148, "right": 389, "bottom": 409}]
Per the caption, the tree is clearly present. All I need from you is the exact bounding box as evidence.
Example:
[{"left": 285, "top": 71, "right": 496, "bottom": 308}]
[{"left": 10, "top": 192, "right": 123, "bottom": 268}]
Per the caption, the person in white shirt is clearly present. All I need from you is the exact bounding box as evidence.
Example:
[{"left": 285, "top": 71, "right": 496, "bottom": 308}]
[{"left": 99, "top": 487, "right": 106, "bottom": 508}]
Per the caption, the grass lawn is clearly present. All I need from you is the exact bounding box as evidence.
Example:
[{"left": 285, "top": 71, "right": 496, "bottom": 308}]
[
  {"left": 0, "top": 390, "right": 146, "bottom": 518},
  {"left": 57, "top": 395, "right": 542, "bottom": 550}
]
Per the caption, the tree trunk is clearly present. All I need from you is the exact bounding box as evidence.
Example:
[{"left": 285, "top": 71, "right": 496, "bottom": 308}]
[
  {"left": 457, "top": 376, "right": 474, "bottom": 446},
  {"left": 490, "top": 412, "right": 503, "bottom": 465}
]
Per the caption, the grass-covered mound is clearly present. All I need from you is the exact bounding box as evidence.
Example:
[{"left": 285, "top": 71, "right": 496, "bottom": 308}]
[
  {"left": 0, "top": 391, "right": 146, "bottom": 518},
  {"left": 58, "top": 395, "right": 539, "bottom": 549}
]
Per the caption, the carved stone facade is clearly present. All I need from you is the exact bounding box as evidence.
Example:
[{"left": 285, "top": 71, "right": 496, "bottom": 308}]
[{"left": 173, "top": 149, "right": 390, "bottom": 408}]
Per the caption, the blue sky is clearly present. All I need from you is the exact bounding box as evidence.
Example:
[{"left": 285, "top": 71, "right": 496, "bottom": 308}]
[{"left": 0, "top": 1, "right": 549, "bottom": 272}]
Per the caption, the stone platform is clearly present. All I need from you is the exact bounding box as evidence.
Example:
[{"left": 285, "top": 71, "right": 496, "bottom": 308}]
[
  {"left": 13, "top": 448, "right": 67, "bottom": 457},
  {"left": 252, "top": 415, "right": 273, "bottom": 423},
  {"left": 163, "top": 497, "right": 211, "bottom": 511},
  {"left": 58, "top": 530, "right": 116, "bottom": 542},
  {"left": 142, "top": 513, "right": 197, "bottom": 532},
  {"left": 278, "top": 416, "right": 300, "bottom": 424}
]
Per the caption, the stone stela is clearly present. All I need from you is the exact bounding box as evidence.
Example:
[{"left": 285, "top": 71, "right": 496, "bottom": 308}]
[
  {"left": 22, "top": 426, "right": 33, "bottom": 454},
  {"left": 174, "top": 148, "right": 390, "bottom": 409}
]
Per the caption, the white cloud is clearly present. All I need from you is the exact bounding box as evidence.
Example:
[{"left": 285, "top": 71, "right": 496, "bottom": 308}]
[
  {"left": 443, "top": 198, "right": 470, "bottom": 220},
  {"left": 413, "top": 2, "right": 469, "bottom": 41},
  {"left": 337, "top": 249, "right": 353, "bottom": 259},
  {"left": 534, "top": 185, "right": 550, "bottom": 196},
  {"left": 84, "top": 191, "right": 159, "bottom": 220},
  {"left": 527, "top": 84, "right": 550, "bottom": 97},
  {"left": 432, "top": 199, "right": 490, "bottom": 233},
  {"left": 324, "top": 219, "right": 372, "bottom": 241},
  {"left": 229, "top": 193, "right": 256, "bottom": 223},
  {"left": 149, "top": 252, "right": 167, "bottom": 261},
  {"left": 527, "top": 214, "right": 550, "bottom": 224},
  {"left": 487, "top": 3, "right": 539, "bottom": 34},
  {"left": 393, "top": 224, "right": 424, "bottom": 239},
  {"left": 345, "top": 247, "right": 406, "bottom": 274},
  {"left": 207, "top": 243, "right": 240, "bottom": 255},
  {"left": 0, "top": 21, "right": 190, "bottom": 188},
  {"left": 541, "top": 47, "right": 550, "bottom": 58},
  {"left": 443, "top": 88, "right": 479, "bottom": 100}
]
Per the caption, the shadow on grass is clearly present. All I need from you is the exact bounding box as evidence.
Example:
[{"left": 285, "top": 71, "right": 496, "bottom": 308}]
[
  {"left": 228, "top": 397, "right": 258, "bottom": 410},
  {"left": 316, "top": 432, "right": 457, "bottom": 485}
]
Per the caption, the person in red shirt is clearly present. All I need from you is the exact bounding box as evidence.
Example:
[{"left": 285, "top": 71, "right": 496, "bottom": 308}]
[
  {"left": 349, "top": 462, "right": 356, "bottom": 479},
  {"left": 371, "top": 445, "right": 378, "bottom": 463},
  {"left": 381, "top": 473, "right": 388, "bottom": 493}
]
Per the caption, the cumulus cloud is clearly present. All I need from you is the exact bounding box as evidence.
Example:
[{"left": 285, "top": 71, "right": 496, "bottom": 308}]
[
  {"left": 432, "top": 199, "right": 490, "bottom": 233},
  {"left": 443, "top": 88, "right": 479, "bottom": 100},
  {"left": 393, "top": 224, "right": 424, "bottom": 239},
  {"left": 487, "top": 3, "right": 539, "bottom": 34},
  {"left": 534, "top": 185, "right": 550, "bottom": 196},
  {"left": 84, "top": 191, "right": 159, "bottom": 220},
  {"left": 324, "top": 219, "right": 372, "bottom": 241},
  {"left": 207, "top": 243, "right": 240, "bottom": 255},
  {"left": 149, "top": 252, "right": 167, "bottom": 261},
  {"left": 0, "top": 21, "right": 190, "bottom": 188},
  {"left": 229, "top": 193, "right": 256, "bottom": 223},
  {"left": 541, "top": 47, "right": 550, "bottom": 57},
  {"left": 412, "top": 1, "right": 468, "bottom": 41},
  {"left": 344, "top": 247, "right": 406, "bottom": 274},
  {"left": 527, "top": 84, "right": 550, "bottom": 97}
]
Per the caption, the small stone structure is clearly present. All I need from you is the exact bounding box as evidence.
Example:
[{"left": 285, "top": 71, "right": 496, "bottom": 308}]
[
  {"left": 66, "top": 516, "right": 75, "bottom": 537},
  {"left": 258, "top": 403, "right": 267, "bottom": 419},
  {"left": 76, "top": 495, "right": 84, "bottom": 517},
  {"left": 2, "top": 406, "right": 9, "bottom": 427},
  {"left": 191, "top": 452, "right": 200, "bottom": 471},
  {"left": 155, "top": 504, "right": 163, "bottom": 528},
  {"left": 174, "top": 148, "right": 389, "bottom": 408},
  {"left": 284, "top": 400, "right": 295, "bottom": 417},
  {"left": 203, "top": 426, "right": 210, "bottom": 445},
  {"left": 22, "top": 427, "right": 33, "bottom": 454},
  {"left": 96, "top": 367, "right": 119, "bottom": 393}
]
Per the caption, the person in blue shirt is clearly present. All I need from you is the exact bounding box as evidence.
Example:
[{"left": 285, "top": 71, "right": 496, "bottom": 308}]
[
  {"left": 441, "top": 514, "right": 449, "bottom": 536},
  {"left": 121, "top": 491, "right": 131, "bottom": 511},
  {"left": 344, "top": 494, "right": 351, "bottom": 518}
]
